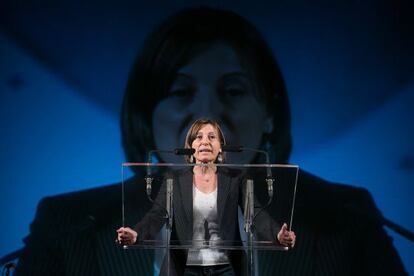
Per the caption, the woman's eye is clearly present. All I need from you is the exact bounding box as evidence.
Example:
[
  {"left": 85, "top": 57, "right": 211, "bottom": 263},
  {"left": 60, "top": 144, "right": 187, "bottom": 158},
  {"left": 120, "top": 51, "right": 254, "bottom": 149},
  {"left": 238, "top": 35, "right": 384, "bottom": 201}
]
[
  {"left": 223, "top": 87, "right": 246, "bottom": 98},
  {"left": 170, "top": 88, "right": 193, "bottom": 98},
  {"left": 169, "top": 74, "right": 195, "bottom": 98},
  {"left": 218, "top": 74, "right": 252, "bottom": 101}
]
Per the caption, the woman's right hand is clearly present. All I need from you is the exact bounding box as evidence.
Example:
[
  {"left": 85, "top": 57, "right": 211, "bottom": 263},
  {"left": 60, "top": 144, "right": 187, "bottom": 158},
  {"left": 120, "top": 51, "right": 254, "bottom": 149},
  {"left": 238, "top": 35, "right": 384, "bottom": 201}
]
[{"left": 116, "top": 227, "right": 138, "bottom": 245}]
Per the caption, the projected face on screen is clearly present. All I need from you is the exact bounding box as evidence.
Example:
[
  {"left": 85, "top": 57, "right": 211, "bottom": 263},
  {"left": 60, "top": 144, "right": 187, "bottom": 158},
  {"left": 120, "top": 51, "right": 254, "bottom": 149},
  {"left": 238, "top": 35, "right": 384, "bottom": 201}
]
[{"left": 152, "top": 42, "right": 273, "bottom": 164}]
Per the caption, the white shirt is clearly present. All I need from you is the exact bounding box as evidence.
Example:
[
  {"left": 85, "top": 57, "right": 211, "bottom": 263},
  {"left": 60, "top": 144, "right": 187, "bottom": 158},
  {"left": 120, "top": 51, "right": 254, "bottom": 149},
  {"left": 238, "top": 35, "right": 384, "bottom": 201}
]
[{"left": 186, "top": 185, "right": 230, "bottom": 266}]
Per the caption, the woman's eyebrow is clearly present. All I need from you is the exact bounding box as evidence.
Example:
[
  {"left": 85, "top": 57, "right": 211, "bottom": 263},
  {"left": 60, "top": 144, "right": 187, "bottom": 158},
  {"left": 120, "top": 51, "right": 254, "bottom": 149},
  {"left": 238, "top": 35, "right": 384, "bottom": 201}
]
[
  {"left": 174, "top": 72, "right": 194, "bottom": 80},
  {"left": 196, "top": 131, "right": 216, "bottom": 136},
  {"left": 220, "top": 72, "right": 249, "bottom": 79}
]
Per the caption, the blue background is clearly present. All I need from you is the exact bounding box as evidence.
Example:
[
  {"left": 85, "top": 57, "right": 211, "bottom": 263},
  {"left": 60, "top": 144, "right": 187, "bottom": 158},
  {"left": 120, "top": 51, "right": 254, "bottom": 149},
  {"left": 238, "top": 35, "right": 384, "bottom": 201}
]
[{"left": 0, "top": 0, "right": 413, "bottom": 273}]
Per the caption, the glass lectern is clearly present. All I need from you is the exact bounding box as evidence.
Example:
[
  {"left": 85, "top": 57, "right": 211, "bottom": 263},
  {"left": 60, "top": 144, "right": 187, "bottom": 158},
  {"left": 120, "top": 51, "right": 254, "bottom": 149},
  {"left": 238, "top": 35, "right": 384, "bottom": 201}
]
[{"left": 120, "top": 163, "right": 299, "bottom": 276}]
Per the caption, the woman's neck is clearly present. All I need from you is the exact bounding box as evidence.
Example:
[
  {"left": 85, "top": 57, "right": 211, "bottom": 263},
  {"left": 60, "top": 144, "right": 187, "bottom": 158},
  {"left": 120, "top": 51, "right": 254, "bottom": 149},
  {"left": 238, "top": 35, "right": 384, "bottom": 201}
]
[
  {"left": 193, "top": 163, "right": 217, "bottom": 193},
  {"left": 193, "top": 162, "right": 217, "bottom": 175}
]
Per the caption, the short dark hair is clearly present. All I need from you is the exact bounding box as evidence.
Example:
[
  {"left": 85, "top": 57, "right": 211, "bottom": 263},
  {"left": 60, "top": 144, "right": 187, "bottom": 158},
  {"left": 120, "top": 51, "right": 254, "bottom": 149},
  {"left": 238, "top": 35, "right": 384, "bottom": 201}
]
[
  {"left": 184, "top": 118, "right": 226, "bottom": 163},
  {"left": 121, "top": 7, "right": 292, "bottom": 167}
]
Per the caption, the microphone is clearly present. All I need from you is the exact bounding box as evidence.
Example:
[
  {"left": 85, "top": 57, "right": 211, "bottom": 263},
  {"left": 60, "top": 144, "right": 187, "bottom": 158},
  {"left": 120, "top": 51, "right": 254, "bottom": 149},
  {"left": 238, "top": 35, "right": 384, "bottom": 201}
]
[
  {"left": 222, "top": 145, "right": 274, "bottom": 198},
  {"left": 145, "top": 148, "right": 195, "bottom": 199},
  {"left": 146, "top": 150, "right": 173, "bottom": 199},
  {"left": 174, "top": 148, "right": 195, "bottom": 155},
  {"left": 221, "top": 145, "right": 243, "bottom": 152}
]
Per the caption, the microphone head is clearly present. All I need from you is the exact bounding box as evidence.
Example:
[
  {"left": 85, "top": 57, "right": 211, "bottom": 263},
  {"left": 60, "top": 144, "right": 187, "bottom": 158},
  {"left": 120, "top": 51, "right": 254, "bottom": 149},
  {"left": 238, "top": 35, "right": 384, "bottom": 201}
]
[
  {"left": 222, "top": 145, "right": 243, "bottom": 152},
  {"left": 174, "top": 148, "right": 195, "bottom": 155}
]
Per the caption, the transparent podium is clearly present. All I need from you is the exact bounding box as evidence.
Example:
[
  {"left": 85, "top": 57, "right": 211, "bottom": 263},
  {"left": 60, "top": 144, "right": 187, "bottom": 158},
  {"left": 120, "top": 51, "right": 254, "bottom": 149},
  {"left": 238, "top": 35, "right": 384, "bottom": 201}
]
[{"left": 121, "top": 163, "right": 299, "bottom": 275}]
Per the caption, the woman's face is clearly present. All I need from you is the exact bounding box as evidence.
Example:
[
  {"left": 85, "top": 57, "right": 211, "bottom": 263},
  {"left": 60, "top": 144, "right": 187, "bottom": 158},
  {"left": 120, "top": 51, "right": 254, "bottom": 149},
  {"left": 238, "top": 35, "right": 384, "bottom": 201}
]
[
  {"left": 191, "top": 124, "right": 221, "bottom": 163},
  {"left": 152, "top": 42, "right": 272, "bottom": 164}
]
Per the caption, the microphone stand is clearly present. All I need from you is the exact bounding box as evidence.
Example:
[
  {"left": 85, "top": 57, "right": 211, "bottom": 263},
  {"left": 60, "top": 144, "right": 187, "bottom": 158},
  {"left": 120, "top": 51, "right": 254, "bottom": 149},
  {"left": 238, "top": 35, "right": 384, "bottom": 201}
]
[
  {"left": 222, "top": 145, "right": 274, "bottom": 221},
  {"left": 243, "top": 179, "right": 255, "bottom": 276},
  {"left": 345, "top": 204, "right": 414, "bottom": 243},
  {"left": 384, "top": 218, "right": 414, "bottom": 243},
  {"left": 165, "top": 178, "right": 173, "bottom": 276},
  {"left": 145, "top": 149, "right": 174, "bottom": 203},
  {"left": 144, "top": 148, "right": 193, "bottom": 276},
  {"left": 242, "top": 147, "right": 274, "bottom": 201},
  {"left": 145, "top": 148, "right": 194, "bottom": 202}
]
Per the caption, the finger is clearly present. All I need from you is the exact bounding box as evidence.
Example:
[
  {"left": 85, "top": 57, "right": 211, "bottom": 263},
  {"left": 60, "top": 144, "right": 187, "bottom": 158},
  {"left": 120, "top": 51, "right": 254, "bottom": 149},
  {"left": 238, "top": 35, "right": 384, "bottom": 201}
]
[
  {"left": 281, "top": 224, "right": 289, "bottom": 235},
  {"left": 285, "top": 230, "right": 294, "bottom": 236},
  {"left": 115, "top": 236, "right": 124, "bottom": 244},
  {"left": 283, "top": 234, "right": 291, "bottom": 240},
  {"left": 117, "top": 227, "right": 126, "bottom": 233}
]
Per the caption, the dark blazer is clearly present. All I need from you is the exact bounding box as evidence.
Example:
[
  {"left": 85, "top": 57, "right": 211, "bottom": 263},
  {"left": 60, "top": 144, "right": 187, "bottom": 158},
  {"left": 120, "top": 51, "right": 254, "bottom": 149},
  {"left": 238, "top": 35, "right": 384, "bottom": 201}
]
[
  {"left": 15, "top": 170, "right": 407, "bottom": 275},
  {"left": 256, "top": 171, "right": 408, "bottom": 276},
  {"left": 134, "top": 167, "right": 280, "bottom": 276},
  {"left": 15, "top": 176, "right": 155, "bottom": 276}
]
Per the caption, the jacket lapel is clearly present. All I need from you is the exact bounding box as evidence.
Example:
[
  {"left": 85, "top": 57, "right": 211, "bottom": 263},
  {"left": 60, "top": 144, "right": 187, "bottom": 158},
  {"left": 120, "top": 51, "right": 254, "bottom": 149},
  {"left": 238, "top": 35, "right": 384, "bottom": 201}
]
[
  {"left": 178, "top": 169, "right": 193, "bottom": 233},
  {"left": 217, "top": 169, "right": 231, "bottom": 225}
]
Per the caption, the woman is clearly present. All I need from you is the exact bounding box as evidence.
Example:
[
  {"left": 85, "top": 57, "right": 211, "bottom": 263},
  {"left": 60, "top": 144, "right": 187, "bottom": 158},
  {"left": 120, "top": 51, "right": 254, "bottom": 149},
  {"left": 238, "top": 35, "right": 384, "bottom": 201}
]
[
  {"left": 15, "top": 7, "right": 406, "bottom": 276},
  {"left": 117, "top": 118, "right": 296, "bottom": 276},
  {"left": 122, "top": 7, "right": 291, "bottom": 167}
]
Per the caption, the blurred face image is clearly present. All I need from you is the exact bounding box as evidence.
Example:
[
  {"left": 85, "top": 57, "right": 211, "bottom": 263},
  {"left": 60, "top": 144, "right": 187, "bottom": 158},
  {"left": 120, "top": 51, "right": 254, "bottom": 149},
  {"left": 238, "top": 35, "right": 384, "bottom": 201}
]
[
  {"left": 191, "top": 124, "right": 221, "bottom": 163},
  {"left": 152, "top": 42, "right": 272, "bottom": 164}
]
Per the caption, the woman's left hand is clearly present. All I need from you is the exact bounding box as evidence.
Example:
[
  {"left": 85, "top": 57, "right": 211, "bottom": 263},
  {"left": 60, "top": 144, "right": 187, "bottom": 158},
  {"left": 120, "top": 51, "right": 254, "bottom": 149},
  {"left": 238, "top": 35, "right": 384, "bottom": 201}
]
[{"left": 277, "top": 223, "right": 296, "bottom": 248}]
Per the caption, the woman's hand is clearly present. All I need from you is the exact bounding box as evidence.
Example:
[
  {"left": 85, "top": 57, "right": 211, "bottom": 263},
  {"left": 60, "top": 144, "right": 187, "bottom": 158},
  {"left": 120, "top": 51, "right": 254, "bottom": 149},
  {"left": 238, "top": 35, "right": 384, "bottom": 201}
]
[
  {"left": 277, "top": 223, "right": 296, "bottom": 248},
  {"left": 116, "top": 227, "right": 138, "bottom": 245}
]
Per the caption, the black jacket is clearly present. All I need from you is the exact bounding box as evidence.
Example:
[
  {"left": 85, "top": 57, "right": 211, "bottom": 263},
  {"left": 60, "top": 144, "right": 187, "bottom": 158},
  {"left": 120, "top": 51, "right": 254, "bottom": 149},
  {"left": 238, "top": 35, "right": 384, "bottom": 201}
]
[{"left": 15, "top": 170, "right": 407, "bottom": 275}]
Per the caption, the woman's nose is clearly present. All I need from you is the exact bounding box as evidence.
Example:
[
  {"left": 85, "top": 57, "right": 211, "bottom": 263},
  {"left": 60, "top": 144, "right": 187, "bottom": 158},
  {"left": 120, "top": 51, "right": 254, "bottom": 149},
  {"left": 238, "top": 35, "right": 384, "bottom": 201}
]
[
  {"left": 189, "top": 87, "right": 223, "bottom": 120},
  {"left": 199, "top": 136, "right": 210, "bottom": 144}
]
